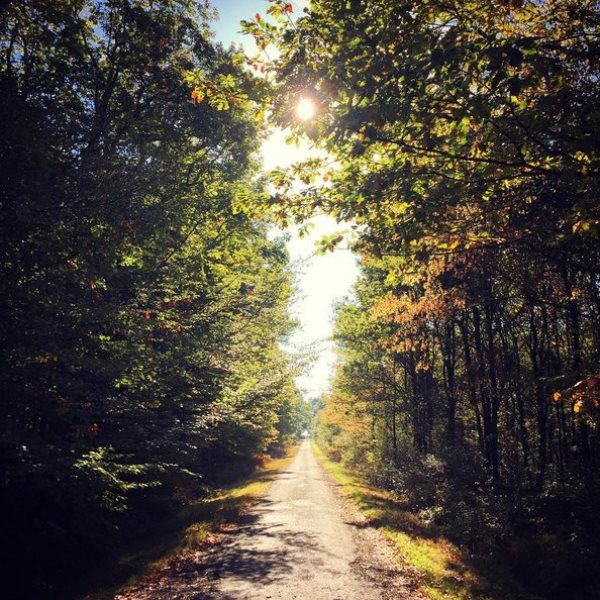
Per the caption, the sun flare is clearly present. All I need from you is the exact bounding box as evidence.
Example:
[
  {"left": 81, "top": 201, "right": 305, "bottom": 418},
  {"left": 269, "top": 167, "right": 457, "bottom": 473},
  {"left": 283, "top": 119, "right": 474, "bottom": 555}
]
[{"left": 296, "top": 97, "right": 316, "bottom": 121}]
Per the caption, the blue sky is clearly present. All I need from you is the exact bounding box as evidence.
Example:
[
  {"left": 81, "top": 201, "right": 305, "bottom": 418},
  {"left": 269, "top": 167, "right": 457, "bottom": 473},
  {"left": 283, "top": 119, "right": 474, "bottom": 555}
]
[{"left": 211, "top": 0, "right": 262, "bottom": 46}]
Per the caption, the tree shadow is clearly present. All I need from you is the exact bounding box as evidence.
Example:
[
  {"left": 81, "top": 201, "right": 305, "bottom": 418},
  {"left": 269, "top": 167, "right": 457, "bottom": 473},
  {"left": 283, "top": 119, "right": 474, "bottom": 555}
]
[
  {"left": 199, "top": 496, "right": 350, "bottom": 598},
  {"left": 209, "top": 525, "right": 317, "bottom": 584},
  {"left": 79, "top": 465, "right": 296, "bottom": 600}
]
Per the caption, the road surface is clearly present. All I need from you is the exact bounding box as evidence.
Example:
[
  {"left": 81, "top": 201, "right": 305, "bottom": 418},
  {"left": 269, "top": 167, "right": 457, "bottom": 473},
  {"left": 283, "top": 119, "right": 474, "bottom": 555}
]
[
  {"left": 112, "top": 440, "right": 421, "bottom": 600},
  {"left": 210, "top": 440, "right": 418, "bottom": 600}
]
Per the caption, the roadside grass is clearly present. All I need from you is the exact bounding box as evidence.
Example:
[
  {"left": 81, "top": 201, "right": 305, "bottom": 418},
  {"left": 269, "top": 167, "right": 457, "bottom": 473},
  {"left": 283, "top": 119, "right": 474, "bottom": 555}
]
[
  {"left": 311, "top": 441, "right": 537, "bottom": 600},
  {"left": 82, "top": 446, "right": 299, "bottom": 600}
]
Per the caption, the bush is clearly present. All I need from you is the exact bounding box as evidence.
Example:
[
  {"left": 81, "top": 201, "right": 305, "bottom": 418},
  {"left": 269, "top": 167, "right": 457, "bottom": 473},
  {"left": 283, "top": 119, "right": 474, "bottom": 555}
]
[{"left": 326, "top": 446, "right": 342, "bottom": 462}]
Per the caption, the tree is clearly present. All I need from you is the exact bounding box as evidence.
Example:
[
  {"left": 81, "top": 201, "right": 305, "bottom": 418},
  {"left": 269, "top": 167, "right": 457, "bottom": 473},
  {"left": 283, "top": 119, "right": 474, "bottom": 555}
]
[
  {"left": 266, "top": 1, "right": 600, "bottom": 596},
  {"left": 0, "top": 1, "right": 302, "bottom": 596}
]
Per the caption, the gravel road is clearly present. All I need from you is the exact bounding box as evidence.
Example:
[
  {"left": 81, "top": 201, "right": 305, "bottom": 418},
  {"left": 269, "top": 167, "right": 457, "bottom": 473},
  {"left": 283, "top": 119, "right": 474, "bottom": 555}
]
[{"left": 209, "top": 439, "right": 420, "bottom": 600}]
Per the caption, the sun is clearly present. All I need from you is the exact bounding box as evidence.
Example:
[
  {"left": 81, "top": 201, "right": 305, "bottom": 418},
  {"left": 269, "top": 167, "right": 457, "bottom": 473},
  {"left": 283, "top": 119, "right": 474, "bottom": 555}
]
[{"left": 296, "top": 97, "right": 316, "bottom": 121}]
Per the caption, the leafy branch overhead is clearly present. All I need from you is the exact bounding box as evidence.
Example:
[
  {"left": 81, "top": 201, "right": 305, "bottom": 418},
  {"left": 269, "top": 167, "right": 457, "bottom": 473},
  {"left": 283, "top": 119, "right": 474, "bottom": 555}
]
[{"left": 186, "top": 70, "right": 251, "bottom": 111}]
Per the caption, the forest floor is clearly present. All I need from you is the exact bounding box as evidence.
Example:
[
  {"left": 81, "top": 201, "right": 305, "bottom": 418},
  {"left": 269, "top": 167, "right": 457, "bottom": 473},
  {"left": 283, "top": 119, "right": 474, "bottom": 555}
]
[
  {"left": 80, "top": 439, "right": 541, "bottom": 600},
  {"left": 87, "top": 439, "right": 422, "bottom": 600}
]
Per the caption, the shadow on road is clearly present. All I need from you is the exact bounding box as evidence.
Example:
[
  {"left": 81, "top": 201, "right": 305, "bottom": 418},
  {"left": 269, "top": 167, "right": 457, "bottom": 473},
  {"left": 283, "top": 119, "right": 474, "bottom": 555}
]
[
  {"left": 201, "top": 497, "right": 323, "bottom": 593},
  {"left": 79, "top": 451, "right": 304, "bottom": 600}
]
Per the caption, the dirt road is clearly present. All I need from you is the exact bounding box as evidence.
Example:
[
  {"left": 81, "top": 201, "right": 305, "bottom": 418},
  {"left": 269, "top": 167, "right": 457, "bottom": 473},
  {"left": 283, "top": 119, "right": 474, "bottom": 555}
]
[{"left": 210, "top": 440, "right": 418, "bottom": 600}]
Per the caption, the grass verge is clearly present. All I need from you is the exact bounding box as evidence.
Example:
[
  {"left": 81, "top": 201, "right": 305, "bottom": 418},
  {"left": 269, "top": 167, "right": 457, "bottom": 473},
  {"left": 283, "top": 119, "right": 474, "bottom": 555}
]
[
  {"left": 311, "top": 441, "right": 537, "bottom": 600},
  {"left": 82, "top": 445, "right": 299, "bottom": 600}
]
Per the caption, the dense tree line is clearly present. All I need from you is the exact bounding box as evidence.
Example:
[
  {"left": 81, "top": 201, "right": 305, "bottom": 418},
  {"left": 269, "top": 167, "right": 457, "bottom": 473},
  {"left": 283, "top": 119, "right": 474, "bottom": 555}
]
[
  {"left": 0, "top": 1, "right": 304, "bottom": 597},
  {"left": 265, "top": 1, "right": 600, "bottom": 598}
]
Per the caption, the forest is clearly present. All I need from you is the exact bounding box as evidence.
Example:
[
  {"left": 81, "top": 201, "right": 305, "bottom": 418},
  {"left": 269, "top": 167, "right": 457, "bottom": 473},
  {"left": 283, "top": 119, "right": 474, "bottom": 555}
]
[
  {"left": 1, "top": 1, "right": 600, "bottom": 599},
  {"left": 0, "top": 1, "right": 307, "bottom": 597},
  {"left": 265, "top": 1, "right": 600, "bottom": 598}
]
